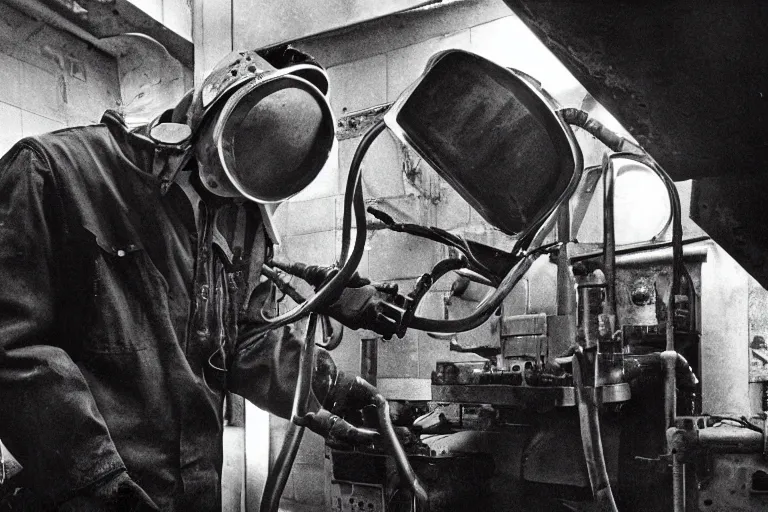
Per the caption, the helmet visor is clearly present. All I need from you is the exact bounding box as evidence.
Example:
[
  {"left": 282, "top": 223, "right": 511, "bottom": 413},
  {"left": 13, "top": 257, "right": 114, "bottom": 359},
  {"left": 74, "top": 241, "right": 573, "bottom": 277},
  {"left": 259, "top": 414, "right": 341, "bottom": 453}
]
[{"left": 215, "top": 75, "right": 335, "bottom": 203}]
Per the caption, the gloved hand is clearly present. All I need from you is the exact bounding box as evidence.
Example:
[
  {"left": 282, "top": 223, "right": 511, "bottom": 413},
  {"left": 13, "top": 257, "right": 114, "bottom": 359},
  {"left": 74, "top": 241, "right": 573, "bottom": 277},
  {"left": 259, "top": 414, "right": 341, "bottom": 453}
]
[
  {"left": 304, "top": 408, "right": 379, "bottom": 449},
  {"left": 59, "top": 471, "right": 158, "bottom": 512},
  {"left": 320, "top": 285, "right": 405, "bottom": 339}
]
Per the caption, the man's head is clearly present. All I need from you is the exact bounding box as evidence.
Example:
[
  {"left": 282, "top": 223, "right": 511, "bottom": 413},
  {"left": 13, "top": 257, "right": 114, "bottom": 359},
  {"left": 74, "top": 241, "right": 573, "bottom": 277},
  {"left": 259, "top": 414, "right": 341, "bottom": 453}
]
[
  {"left": 154, "top": 47, "right": 336, "bottom": 205},
  {"left": 187, "top": 48, "right": 335, "bottom": 203}
]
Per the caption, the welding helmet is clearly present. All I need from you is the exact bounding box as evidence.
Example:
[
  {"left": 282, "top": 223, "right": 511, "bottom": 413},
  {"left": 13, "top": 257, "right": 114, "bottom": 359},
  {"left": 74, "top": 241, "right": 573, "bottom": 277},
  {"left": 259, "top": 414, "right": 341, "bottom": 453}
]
[{"left": 185, "top": 47, "right": 335, "bottom": 204}]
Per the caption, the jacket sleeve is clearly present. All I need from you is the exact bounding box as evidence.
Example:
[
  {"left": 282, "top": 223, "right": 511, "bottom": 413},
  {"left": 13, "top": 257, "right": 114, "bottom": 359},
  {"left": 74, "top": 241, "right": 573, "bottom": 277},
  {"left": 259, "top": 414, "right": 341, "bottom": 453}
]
[
  {"left": 228, "top": 279, "right": 324, "bottom": 419},
  {"left": 0, "top": 144, "right": 125, "bottom": 503}
]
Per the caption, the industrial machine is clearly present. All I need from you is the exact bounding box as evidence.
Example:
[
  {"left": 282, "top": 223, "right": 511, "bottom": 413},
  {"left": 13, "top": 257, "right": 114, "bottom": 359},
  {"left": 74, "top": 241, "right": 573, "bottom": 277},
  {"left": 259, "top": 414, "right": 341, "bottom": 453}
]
[{"left": 257, "top": 48, "right": 768, "bottom": 511}]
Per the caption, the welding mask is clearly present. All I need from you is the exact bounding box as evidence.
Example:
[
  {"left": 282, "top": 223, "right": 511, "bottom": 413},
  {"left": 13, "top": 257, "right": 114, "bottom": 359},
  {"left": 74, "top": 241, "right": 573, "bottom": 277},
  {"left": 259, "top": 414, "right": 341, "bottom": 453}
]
[
  {"left": 189, "top": 49, "right": 335, "bottom": 204},
  {"left": 151, "top": 48, "right": 335, "bottom": 240}
]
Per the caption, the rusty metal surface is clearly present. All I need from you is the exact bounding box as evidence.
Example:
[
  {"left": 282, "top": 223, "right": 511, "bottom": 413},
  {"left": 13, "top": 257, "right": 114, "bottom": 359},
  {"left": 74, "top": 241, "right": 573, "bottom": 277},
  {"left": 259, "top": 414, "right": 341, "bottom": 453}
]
[
  {"left": 503, "top": 0, "right": 768, "bottom": 181},
  {"left": 336, "top": 103, "right": 391, "bottom": 141}
]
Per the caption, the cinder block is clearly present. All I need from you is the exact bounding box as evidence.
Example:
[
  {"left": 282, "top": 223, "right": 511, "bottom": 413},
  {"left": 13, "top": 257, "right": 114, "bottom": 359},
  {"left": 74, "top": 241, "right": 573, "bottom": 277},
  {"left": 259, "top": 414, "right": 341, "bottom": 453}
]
[
  {"left": 377, "top": 334, "right": 418, "bottom": 378},
  {"left": 21, "top": 111, "right": 64, "bottom": 138},
  {"left": 369, "top": 195, "right": 427, "bottom": 225},
  {"left": 283, "top": 196, "right": 336, "bottom": 236},
  {"left": 295, "top": 430, "right": 325, "bottom": 464},
  {"left": 283, "top": 230, "right": 337, "bottom": 267},
  {"left": 291, "top": 463, "right": 326, "bottom": 505},
  {"left": 0, "top": 53, "right": 21, "bottom": 108},
  {"left": 269, "top": 415, "right": 291, "bottom": 463},
  {"left": 413, "top": 291, "right": 483, "bottom": 379},
  {"left": 337, "top": 135, "right": 406, "bottom": 200},
  {"left": 327, "top": 54, "right": 387, "bottom": 119},
  {"left": 360, "top": 132, "right": 406, "bottom": 199},
  {"left": 367, "top": 230, "right": 440, "bottom": 281},
  {"left": 327, "top": 327, "right": 362, "bottom": 376},
  {"left": 270, "top": 204, "right": 291, "bottom": 241},
  {"left": 336, "top": 138, "right": 358, "bottom": 194},
  {"left": 0, "top": 102, "right": 22, "bottom": 156},
  {"left": 434, "top": 183, "right": 472, "bottom": 231},
  {"left": 19, "top": 62, "right": 62, "bottom": 122},
  {"left": 386, "top": 29, "right": 472, "bottom": 102},
  {"left": 333, "top": 229, "right": 369, "bottom": 278},
  {"left": 64, "top": 57, "right": 120, "bottom": 123},
  {"left": 338, "top": 133, "right": 409, "bottom": 200}
]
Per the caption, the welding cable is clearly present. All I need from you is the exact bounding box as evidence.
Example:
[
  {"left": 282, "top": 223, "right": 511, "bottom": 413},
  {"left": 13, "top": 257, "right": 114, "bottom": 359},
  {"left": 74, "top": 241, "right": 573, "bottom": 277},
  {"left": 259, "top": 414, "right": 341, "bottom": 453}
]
[
  {"left": 260, "top": 313, "right": 319, "bottom": 512},
  {"left": 407, "top": 207, "right": 560, "bottom": 333},
  {"left": 559, "top": 108, "right": 636, "bottom": 153},
  {"left": 366, "top": 206, "right": 496, "bottom": 281},
  {"left": 373, "top": 394, "right": 430, "bottom": 511},
  {"left": 292, "top": 313, "right": 319, "bottom": 424},
  {"left": 572, "top": 347, "right": 619, "bottom": 512},
  {"left": 405, "top": 109, "right": 585, "bottom": 333},
  {"left": 261, "top": 264, "right": 308, "bottom": 304},
  {"left": 239, "top": 128, "right": 371, "bottom": 337},
  {"left": 340, "top": 120, "right": 385, "bottom": 263},
  {"left": 558, "top": 109, "right": 685, "bottom": 340},
  {"left": 318, "top": 315, "right": 344, "bottom": 351},
  {"left": 603, "top": 153, "right": 617, "bottom": 316},
  {"left": 259, "top": 420, "right": 304, "bottom": 512}
]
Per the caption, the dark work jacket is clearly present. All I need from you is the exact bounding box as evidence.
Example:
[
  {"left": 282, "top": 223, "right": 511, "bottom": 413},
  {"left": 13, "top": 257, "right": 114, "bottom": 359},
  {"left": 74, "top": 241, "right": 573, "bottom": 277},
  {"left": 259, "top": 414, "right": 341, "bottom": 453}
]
[{"left": 0, "top": 111, "right": 307, "bottom": 511}]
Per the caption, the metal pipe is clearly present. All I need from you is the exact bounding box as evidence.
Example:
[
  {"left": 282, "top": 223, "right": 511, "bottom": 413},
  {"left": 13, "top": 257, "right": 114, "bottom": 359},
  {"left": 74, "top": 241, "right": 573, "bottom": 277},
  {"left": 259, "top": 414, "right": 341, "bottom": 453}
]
[
  {"left": 570, "top": 236, "right": 711, "bottom": 264},
  {"left": 661, "top": 351, "right": 678, "bottom": 431},
  {"left": 260, "top": 314, "right": 319, "bottom": 512},
  {"left": 408, "top": 208, "right": 560, "bottom": 333},
  {"left": 242, "top": 121, "right": 378, "bottom": 337},
  {"left": 672, "top": 453, "right": 685, "bottom": 512},
  {"left": 373, "top": 394, "right": 429, "bottom": 510},
  {"left": 360, "top": 335, "right": 378, "bottom": 386},
  {"left": 602, "top": 154, "right": 616, "bottom": 317},
  {"left": 572, "top": 347, "right": 619, "bottom": 512},
  {"left": 261, "top": 264, "right": 307, "bottom": 304},
  {"left": 292, "top": 314, "right": 319, "bottom": 425},
  {"left": 556, "top": 204, "right": 575, "bottom": 317},
  {"left": 614, "top": 244, "right": 709, "bottom": 267},
  {"left": 697, "top": 427, "right": 764, "bottom": 452}
]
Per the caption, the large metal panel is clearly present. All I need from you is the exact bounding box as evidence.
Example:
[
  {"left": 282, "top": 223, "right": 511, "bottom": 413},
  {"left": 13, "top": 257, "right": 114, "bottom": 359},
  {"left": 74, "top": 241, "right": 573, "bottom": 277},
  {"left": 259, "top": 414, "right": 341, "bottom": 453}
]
[{"left": 503, "top": 0, "right": 768, "bottom": 182}]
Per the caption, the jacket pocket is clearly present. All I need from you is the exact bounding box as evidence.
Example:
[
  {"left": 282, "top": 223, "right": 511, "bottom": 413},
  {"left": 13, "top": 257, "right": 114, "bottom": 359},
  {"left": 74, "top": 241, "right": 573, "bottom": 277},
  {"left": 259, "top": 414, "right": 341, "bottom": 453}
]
[{"left": 82, "top": 224, "right": 168, "bottom": 354}]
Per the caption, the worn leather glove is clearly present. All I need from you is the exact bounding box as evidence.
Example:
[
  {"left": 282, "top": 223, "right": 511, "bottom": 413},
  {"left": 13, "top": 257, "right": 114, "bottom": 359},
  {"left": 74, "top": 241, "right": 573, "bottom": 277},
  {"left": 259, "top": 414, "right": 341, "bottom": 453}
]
[
  {"left": 59, "top": 471, "right": 158, "bottom": 512},
  {"left": 320, "top": 285, "right": 404, "bottom": 339}
]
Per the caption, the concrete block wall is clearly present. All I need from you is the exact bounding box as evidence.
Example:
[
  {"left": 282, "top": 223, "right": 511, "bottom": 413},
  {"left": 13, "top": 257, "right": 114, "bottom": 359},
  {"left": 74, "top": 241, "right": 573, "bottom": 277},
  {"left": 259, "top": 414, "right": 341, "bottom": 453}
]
[
  {"left": 268, "top": 11, "right": 603, "bottom": 510},
  {"left": 0, "top": 3, "right": 121, "bottom": 156},
  {"left": 273, "top": 13, "right": 593, "bottom": 401}
]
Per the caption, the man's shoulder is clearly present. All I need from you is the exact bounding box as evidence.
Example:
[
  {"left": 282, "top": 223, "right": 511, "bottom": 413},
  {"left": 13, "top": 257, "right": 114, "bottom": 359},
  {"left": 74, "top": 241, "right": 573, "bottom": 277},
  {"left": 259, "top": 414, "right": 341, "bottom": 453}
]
[{"left": 21, "top": 122, "right": 111, "bottom": 156}]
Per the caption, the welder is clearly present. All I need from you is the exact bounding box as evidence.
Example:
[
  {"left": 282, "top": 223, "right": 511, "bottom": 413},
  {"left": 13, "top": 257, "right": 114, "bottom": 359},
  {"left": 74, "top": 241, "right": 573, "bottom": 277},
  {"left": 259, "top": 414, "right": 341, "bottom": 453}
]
[{"left": 0, "top": 46, "right": 395, "bottom": 511}]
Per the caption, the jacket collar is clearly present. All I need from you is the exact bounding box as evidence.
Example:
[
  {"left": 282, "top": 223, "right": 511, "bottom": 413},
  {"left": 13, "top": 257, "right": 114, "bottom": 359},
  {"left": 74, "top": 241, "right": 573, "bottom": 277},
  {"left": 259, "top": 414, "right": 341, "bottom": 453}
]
[{"left": 100, "top": 110, "right": 158, "bottom": 178}]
